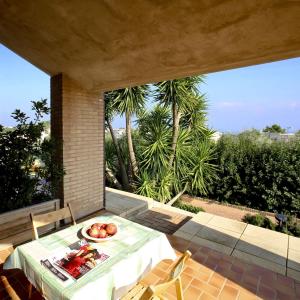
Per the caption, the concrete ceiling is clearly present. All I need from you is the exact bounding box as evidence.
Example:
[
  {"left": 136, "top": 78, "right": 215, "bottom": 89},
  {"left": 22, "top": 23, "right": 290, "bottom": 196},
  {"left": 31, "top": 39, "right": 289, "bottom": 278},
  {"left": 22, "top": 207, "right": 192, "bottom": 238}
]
[{"left": 1, "top": 0, "right": 300, "bottom": 91}]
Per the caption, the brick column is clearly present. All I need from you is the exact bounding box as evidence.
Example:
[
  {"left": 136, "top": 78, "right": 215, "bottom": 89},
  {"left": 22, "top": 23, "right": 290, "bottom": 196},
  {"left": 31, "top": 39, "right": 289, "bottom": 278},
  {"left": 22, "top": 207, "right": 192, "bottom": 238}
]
[{"left": 51, "top": 74, "right": 104, "bottom": 218}]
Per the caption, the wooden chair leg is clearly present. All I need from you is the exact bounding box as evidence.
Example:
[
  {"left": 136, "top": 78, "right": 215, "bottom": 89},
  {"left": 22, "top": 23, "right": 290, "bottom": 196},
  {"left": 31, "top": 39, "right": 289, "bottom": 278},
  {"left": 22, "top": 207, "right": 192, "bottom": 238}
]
[
  {"left": 175, "top": 278, "right": 184, "bottom": 300},
  {"left": 28, "top": 282, "right": 33, "bottom": 299},
  {"left": 0, "top": 275, "right": 21, "bottom": 300}
]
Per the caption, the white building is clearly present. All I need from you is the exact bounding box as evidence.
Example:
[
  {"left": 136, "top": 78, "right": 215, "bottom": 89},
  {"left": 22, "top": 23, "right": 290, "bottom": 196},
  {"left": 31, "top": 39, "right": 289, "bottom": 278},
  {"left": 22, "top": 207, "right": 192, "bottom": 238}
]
[{"left": 210, "top": 131, "right": 223, "bottom": 142}]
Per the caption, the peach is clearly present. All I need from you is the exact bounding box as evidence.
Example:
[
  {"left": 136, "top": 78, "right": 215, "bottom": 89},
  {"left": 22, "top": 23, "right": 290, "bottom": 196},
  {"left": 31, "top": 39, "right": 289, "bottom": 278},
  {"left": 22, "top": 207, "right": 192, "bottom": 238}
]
[
  {"left": 98, "top": 229, "right": 107, "bottom": 238},
  {"left": 91, "top": 223, "right": 103, "bottom": 230},
  {"left": 106, "top": 223, "right": 117, "bottom": 235},
  {"left": 88, "top": 227, "right": 99, "bottom": 238}
]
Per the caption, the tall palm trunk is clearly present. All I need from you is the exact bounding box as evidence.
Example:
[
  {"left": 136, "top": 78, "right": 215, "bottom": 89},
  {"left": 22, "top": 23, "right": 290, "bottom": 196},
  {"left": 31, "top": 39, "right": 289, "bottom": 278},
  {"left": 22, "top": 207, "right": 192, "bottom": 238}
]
[
  {"left": 169, "top": 102, "right": 181, "bottom": 167},
  {"left": 107, "top": 121, "right": 130, "bottom": 191},
  {"left": 105, "top": 162, "right": 122, "bottom": 190},
  {"left": 126, "top": 112, "right": 138, "bottom": 178}
]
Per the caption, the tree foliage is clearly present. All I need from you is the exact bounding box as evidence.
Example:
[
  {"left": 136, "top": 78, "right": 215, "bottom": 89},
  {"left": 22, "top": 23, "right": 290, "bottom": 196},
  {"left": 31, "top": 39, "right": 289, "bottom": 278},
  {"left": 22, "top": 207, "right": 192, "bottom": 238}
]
[
  {"left": 207, "top": 132, "right": 300, "bottom": 216},
  {"left": 242, "top": 213, "right": 300, "bottom": 237},
  {"left": 0, "top": 100, "right": 63, "bottom": 213},
  {"left": 105, "top": 76, "right": 217, "bottom": 203},
  {"left": 263, "top": 124, "right": 286, "bottom": 133}
]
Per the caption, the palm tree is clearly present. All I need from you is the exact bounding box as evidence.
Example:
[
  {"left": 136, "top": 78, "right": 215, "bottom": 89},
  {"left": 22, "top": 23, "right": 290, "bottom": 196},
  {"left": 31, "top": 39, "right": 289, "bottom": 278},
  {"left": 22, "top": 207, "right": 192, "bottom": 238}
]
[
  {"left": 154, "top": 76, "right": 205, "bottom": 168},
  {"left": 136, "top": 96, "right": 216, "bottom": 204},
  {"left": 104, "top": 91, "right": 130, "bottom": 191},
  {"left": 112, "top": 86, "right": 148, "bottom": 179}
]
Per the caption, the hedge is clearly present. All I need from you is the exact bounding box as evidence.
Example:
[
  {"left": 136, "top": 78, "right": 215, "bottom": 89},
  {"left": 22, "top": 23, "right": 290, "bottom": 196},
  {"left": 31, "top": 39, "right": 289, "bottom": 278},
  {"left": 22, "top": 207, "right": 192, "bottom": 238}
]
[{"left": 207, "top": 132, "right": 300, "bottom": 217}]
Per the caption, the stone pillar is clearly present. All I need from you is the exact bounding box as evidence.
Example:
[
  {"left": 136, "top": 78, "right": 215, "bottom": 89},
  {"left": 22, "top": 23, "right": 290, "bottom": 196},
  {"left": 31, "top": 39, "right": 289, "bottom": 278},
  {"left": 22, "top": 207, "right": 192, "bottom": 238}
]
[{"left": 51, "top": 74, "right": 104, "bottom": 218}]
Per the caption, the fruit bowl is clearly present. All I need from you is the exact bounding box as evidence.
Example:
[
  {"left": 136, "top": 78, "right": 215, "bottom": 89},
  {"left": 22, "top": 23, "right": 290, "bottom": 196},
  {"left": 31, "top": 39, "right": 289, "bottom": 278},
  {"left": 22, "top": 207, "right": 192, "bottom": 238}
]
[{"left": 81, "top": 223, "right": 118, "bottom": 242}]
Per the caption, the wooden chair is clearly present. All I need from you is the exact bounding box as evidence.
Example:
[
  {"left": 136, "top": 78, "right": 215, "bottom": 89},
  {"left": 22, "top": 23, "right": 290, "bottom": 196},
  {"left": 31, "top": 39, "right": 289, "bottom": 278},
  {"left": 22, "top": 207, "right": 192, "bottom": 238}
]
[
  {"left": 28, "top": 203, "right": 76, "bottom": 298},
  {"left": 0, "top": 276, "right": 21, "bottom": 300},
  {"left": 30, "top": 202, "right": 76, "bottom": 240},
  {"left": 122, "top": 250, "right": 192, "bottom": 300}
]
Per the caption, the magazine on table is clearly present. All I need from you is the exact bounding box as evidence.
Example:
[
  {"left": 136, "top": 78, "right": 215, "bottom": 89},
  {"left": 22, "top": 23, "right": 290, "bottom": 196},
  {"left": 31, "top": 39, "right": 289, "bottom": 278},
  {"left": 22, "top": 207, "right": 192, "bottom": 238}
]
[{"left": 41, "top": 239, "right": 109, "bottom": 281}]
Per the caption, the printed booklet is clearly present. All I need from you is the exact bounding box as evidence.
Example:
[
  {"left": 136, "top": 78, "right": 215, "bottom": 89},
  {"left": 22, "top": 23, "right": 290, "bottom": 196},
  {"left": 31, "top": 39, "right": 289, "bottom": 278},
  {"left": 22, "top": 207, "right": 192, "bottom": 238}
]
[{"left": 41, "top": 239, "right": 109, "bottom": 281}]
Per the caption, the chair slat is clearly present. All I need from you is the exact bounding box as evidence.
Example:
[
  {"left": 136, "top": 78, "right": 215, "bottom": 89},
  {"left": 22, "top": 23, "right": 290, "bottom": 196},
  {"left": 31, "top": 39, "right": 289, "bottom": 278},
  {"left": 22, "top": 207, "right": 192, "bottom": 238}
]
[
  {"left": 121, "top": 250, "right": 191, "bottom": 300},
  {"left": 30, "top": 203, "right": 76, "bottom": 240},
  {"left": 31, "top": 206, "right": 71, "bottom": 227}
]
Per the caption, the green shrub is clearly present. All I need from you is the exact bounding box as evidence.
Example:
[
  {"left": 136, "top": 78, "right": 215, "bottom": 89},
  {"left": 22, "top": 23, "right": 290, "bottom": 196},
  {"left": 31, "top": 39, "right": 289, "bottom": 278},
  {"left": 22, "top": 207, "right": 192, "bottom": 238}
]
[
  {"left": 242, "top": 213, "right": 300, "bottom": 237},
  {"left": 0, "top": 100, "right": 63, "bottom": 213},
  {"left": 173, "top": 200, "right": 205, "bottom": 213},
  {"left": 242, "top": 213, "right": 275, "bottom": 230},
  {"left": 278, "top": 215, "right": 300, "bottom": 237},
  {"left": 207, "top": 132, "right": 300, "bottom": 217}
]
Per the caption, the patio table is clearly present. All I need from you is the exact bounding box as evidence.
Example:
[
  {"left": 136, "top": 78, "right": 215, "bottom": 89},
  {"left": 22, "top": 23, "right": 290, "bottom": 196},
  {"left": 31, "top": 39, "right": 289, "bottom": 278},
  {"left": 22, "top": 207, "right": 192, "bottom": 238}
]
[{"left": 4, "top": 213, "right": 176, "bottom": 300}]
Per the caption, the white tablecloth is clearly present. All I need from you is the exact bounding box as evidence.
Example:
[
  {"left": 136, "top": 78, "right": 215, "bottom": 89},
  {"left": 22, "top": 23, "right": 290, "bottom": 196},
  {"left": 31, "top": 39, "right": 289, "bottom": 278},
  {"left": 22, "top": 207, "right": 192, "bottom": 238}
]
[{"left": 4, "top": 214, "right": 176, "bottom": 300}]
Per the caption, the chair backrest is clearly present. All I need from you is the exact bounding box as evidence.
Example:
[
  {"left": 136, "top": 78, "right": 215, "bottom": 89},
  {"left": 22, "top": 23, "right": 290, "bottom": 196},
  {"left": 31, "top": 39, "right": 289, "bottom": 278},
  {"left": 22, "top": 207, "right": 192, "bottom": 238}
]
[
  {"left": 141, "top": 250, "right": 192, "bottom": 300},
  {"left": 30, "top": 203, "right": 76, "bottom": 240}
]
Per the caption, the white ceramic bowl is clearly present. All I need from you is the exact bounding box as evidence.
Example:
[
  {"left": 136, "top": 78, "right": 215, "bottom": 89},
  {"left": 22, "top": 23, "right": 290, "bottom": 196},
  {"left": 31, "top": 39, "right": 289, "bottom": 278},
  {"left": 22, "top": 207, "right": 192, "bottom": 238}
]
[{"left": 81, "top": 223, "right": 118, "bottom": 242}]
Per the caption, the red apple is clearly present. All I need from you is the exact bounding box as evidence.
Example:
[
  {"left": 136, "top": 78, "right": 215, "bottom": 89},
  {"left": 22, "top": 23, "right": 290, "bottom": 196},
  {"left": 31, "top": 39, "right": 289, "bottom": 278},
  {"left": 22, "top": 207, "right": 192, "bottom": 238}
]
[
  {"left": 91, "top": 223, "right": 103, "bottom": 230},
  {"left": 100, "top": 223, "right": 107, "bottom": 229},
  {"left": 106, "top": 223, "right": 117, "bottom": 235},
  {"left": 88, "top": 227, "right": 100, "bottom": 238},
  {"left": 98, "top": 229, "right": 107, "bottom": 238}
]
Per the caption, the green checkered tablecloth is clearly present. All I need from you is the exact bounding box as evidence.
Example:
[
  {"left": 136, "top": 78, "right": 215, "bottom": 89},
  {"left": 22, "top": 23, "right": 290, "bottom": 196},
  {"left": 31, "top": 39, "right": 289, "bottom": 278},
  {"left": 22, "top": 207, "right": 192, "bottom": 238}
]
[{"left": 4, "top": 214, "right": 176, "bottom": 300}]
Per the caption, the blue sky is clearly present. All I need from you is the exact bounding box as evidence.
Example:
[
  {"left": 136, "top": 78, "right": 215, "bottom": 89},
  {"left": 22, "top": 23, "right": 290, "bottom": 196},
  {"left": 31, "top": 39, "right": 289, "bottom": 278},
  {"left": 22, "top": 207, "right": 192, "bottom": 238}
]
[{"left": 1, "top": 44, "right": 300, "bottom": 132}]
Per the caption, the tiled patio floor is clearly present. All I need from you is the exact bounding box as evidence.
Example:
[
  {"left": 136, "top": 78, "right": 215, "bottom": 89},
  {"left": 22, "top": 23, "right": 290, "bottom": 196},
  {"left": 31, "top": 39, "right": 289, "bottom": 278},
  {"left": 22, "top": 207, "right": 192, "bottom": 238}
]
[
  {"left": 131, "top": 207, "right": 192, "bottom": 234},
  {"left": 1, "top": 235, "right": 299, "bottom": 300},
  {"left": 174, "top": 212, "right": 300, "bottom": 280}
]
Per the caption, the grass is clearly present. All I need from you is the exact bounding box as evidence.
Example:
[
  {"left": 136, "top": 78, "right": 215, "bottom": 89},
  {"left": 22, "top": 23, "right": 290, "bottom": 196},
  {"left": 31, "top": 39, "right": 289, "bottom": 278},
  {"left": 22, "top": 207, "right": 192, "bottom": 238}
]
[{"left": 173, "top": 200, "right": 205, "bottom": 214}]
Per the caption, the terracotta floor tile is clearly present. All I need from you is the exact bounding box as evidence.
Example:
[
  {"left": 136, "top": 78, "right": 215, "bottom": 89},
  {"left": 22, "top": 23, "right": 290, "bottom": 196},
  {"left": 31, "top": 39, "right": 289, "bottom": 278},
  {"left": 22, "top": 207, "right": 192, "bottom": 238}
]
[
  {"left": 156, "top": 259, "right": 173, "bottom": 272},
  {"left": 274, "top": 280, "right": 298, "bottom": 297},
  {"left": 185, "top": 266, "right": 201, "bottom": 278},
  {"left": 190, "top": 278, "right": 221, "bottom": 298},
  {"left": 238, "top": 290, "right": 261, "bottom": 300},
  {"left": 257, "top": 284, "right": 276, "bottom": 300},
  {"left": 205, "top": 258, "right": 219, "bottom": 271},
  {"left": 241, "top": 275, "right": 259, "bottom": 294},
  {"left": 218, "top": 284, "right": 239, "bottom": 300},
  {"left": 231, "top": 264, "right": 245, "bottom": 274},
  {"left": 186, "top": 258, "right": 202, "bottom": 271},
  {"left": 222, "top": 269, "right": 243, "bottom": 285},
  {"left": 192, "top": 270, "right": 212, "bottom": 283},
  {"left": 193, "top": 252, "right": 208, "bottom": 264},
  {"left": 240, "top": 282, "right": 258, "bottom": 296},
  {"left": 208, "top": 272, "right": 226, "bottom": 289},
  {"left": 217, "top": 259, "right": 232, "bottom": 270},
  {"left": 165, "top": 291, "right": 177, "bottom": 300},
  {"left": 187, "top": 242, "right": 203, "bottom": 254},
  {"left": 276, "top": 290, "right": 297, "bottom": 300},
  {"left": 199, "top": 292, "right": 217, "bottom": 300},
  {"left": 183, "top": 284, "right": 203, "bottom": 299},
  {"left": 164, "top": 284, "right": 177, "bottom": 297},
  {"left": 295, "top": 282, "right": 300, "bottom": 297},
  {"left": 151, "top": 266, "right": 168, "bottom": 280},
  {"left": 242, "top": 274, "right": 259, "bottom": 287},
  {"left": 276, "top": 273, "right": 294, "bottom": 288},
  {"left": 140, "top": 272, "right": 161, "bottom": 286},
  {"left": 226, "top": 279, "right": 243, "bottom": 290},
  {"left": 181, "top": 273, "right": 194, "bottom": 289},
  {"left": 200, "top": 247, "right": 212, "bottom": 255},
  {"left": 258, "top": 269, "right": 277, "bottom": 282}
]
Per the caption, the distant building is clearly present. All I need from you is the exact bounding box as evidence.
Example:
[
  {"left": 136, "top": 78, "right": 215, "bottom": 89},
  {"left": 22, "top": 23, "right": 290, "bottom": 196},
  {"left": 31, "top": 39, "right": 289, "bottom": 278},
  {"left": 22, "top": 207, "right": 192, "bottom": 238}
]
[
  {"left": 106, "top": 128, "right": 126, "bottom": 139},
  {"left": 113, "top": 128, "right": 125, "bottom": 138},
  {"left": 210, "top": 131, "right": 223, "bottom": 142},
  {"left": 263, "top": 132, "right": 295, "bottom": 142},
  {"left": 41, "top": 127, "right": 50, "bottom": 141}
]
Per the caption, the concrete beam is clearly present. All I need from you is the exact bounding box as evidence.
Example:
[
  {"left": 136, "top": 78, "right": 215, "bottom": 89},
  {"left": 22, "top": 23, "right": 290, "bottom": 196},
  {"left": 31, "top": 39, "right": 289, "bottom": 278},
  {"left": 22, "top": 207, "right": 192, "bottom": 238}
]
[{"left": 1, "top": 1, "right": 300, "bottom": 90}]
